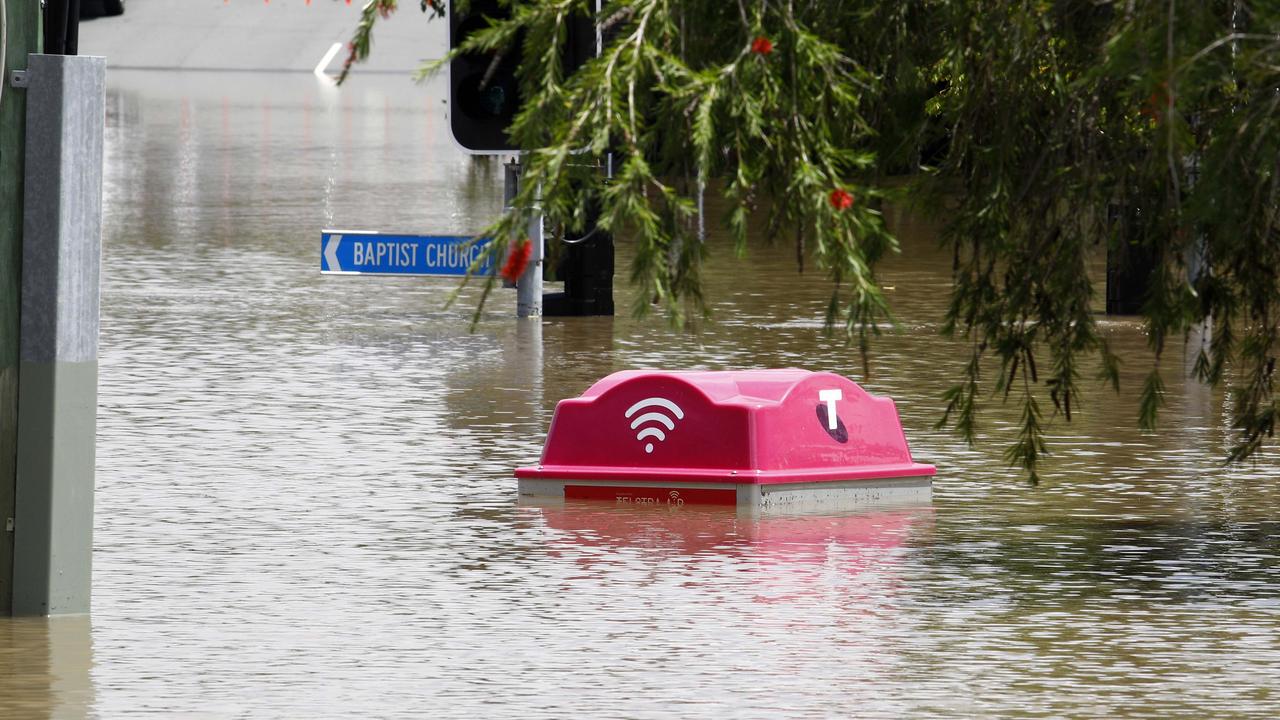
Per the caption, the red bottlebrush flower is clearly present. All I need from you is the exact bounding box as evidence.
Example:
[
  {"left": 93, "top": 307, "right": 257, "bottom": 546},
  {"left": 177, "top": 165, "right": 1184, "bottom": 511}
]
[
  {"left": 500, "top": 239, "right": 534, "bottom": 283},
  {"left": 829, "top": 188, "right": 854, "bottom": 211},
  {"left": 751, "top": 36, "right": 774, "bottom": 55},
  {"left": 1141, "top": 81, "right": 1172, "bottom": 123}
]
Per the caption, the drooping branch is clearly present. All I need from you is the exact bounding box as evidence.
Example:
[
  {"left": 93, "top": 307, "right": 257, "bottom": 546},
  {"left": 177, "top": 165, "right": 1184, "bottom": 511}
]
[{"left": 342, "top": 0, "right": 1280, "bottom": 479}]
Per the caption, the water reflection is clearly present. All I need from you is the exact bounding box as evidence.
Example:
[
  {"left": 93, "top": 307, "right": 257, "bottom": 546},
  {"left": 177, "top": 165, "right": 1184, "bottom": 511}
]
[
  {"left": 524, "top": 500, "right": 934, "bottom": 603},
  {"left": 442, "top": 318, "right": 545, "bottom": 433},
  {"left": 524, "top": 499, "right": 931, "bottom": 551},
  {"left": 0, "top": 617, "right": 94, "bottom": 719}
]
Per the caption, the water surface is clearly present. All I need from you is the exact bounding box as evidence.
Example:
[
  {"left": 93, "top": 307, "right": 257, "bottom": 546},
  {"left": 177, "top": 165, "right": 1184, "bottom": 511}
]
[{"left": 3, "top": 69, "right": 1279, "bottom": 719}]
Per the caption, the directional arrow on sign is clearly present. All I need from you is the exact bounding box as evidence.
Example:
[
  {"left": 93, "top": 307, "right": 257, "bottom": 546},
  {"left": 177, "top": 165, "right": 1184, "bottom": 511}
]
[{"left": 323, "top": 234, "right": 343, "bottom": 273}]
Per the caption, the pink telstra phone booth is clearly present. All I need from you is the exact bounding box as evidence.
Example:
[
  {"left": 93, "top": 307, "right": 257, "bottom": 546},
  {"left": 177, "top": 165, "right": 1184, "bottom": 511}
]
[{"left": 515, "top": 369, "right": 935, "bottom": 510}]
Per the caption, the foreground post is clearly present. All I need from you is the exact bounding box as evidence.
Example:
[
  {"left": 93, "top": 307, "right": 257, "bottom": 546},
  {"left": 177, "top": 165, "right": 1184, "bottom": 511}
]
[{"left": 12, "top": 53, "right": 105, "bottom": 616}]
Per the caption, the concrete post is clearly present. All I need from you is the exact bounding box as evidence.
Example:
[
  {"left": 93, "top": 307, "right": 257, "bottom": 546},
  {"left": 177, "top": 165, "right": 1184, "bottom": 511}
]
[
  {"left": 12, "top": 53, "right": 105, "bottom": 616},
  {"left": 1, "top": 0, "right": 44, "bottom": 617}
]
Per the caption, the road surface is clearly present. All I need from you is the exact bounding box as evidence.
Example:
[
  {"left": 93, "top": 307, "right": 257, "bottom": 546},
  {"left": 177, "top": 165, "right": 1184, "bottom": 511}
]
[{"left": 78, "top": 0, "right": 447, "bottom": 74}]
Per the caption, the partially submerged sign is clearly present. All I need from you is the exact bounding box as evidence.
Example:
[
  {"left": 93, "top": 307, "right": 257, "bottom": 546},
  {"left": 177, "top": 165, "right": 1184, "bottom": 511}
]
[{"left": 320, "top": 231, "right": 492, "bottom": 277}]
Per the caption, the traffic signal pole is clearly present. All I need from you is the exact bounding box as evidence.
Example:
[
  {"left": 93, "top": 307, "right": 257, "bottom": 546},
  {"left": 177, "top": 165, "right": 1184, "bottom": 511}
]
[
  {"left": 451, "top": 0, "right": 608, "bottom": 319},
  {"left": 518, "top": 180, "right": 544, "bottom": 318},
  {"left": 504, "top": 158, "right": 544, "bottom": 318}
]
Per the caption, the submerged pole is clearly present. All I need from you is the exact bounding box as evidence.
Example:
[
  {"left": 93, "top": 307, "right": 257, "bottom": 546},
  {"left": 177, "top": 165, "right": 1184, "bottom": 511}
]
[{"left": 517, "top": 176, "right": 543, "bottom": 319}]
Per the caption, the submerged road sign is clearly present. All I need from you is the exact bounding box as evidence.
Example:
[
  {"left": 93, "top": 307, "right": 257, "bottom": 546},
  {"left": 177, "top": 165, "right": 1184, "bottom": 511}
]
[{"left": 320, "top": 231, "right": 493, "bottom": 277}]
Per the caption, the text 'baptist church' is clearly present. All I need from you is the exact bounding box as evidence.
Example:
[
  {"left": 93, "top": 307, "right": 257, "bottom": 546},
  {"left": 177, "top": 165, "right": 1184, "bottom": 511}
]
[{"left": 321, "top": 232, "right": 493, "bottom": 277}]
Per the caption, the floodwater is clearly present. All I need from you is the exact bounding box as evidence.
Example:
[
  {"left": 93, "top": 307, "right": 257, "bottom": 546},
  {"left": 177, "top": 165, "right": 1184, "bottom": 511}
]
[{"left": 3, "top": 69, "right": 1280, "bottom": 719}]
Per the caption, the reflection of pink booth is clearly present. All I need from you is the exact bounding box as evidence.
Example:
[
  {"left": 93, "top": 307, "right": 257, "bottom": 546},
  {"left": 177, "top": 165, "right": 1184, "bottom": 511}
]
[
  {"left": 524, "top": 501, "right": 934, "bottom": 607},
  {"left": 527, "top": 501, "right": 932, "bottom": 553},
  {"left": 516, "top": 369, "right": 935, "bottom": 508}
]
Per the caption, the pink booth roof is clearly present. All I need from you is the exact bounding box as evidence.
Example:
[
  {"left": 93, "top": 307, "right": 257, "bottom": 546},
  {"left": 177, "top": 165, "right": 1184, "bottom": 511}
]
[{"left": 516, "top": 370, "right": 935, "bottom": 485}]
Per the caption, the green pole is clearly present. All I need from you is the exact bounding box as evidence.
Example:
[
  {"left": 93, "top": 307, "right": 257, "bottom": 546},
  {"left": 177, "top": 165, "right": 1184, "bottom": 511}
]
[{"left": 1, "top": 0, "right": 42, "bottom": 616}]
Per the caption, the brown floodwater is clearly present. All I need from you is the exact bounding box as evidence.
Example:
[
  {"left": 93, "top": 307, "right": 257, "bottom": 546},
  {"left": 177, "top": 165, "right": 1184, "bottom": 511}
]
[{"left": 2, "top": 69, "right": 1279, "bottom": 719}]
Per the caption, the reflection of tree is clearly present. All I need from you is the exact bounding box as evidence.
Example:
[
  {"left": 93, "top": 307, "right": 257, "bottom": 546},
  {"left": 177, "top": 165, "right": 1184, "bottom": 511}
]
[{"left": 920, "top": 515, "right": 1280, "bottom": 605}]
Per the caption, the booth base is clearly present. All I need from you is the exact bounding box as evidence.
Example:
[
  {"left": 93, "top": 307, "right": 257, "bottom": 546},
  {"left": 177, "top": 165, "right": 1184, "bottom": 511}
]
[{"left": 518, "top": 476, "right": 931, "bottom": 513}]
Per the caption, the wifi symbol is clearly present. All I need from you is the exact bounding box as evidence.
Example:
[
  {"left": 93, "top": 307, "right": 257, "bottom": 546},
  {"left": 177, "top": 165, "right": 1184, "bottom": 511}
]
[{"left": 624, "top": 397, "right": 686, "bottom": 454}]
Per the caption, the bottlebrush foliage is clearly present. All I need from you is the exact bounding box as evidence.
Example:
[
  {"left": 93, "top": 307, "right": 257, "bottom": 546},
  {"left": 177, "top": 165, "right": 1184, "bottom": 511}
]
[{"left": 343, "top": 1, "right": 1280, "bottom": 482}]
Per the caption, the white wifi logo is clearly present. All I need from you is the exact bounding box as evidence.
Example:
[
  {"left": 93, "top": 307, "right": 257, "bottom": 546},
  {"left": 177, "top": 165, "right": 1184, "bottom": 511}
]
[{"left": 624, "top": 397, "right": 686, "bottom": 454}]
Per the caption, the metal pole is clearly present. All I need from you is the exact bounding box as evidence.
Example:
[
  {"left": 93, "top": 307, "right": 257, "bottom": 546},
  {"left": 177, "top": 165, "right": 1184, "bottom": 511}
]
[
  {"left": 1, "top": 0, "right": 43, "bottom": 618},
  {"left": 12, "top": 53, "right": 104, "bottom": 616},
  {"left": 506, "top": 156, "right": 543, "bottom": 319},
  {"left": 42, "top": 0, "right": 81, "bottom": 57},
  {"left": 502, "top": 158, "right": 519, "bottom": 290},
  {"left": 502, "top": 157, "right": 519, "bottom": 209},
  {"left": 517, "top": 179, "right": 544, "bottom": 318}
]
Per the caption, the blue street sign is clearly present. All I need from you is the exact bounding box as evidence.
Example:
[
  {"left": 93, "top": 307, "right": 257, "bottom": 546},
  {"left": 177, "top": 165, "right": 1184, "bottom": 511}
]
[{"left": 320, "top": 231, "right": 493, "bottom": 277}]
